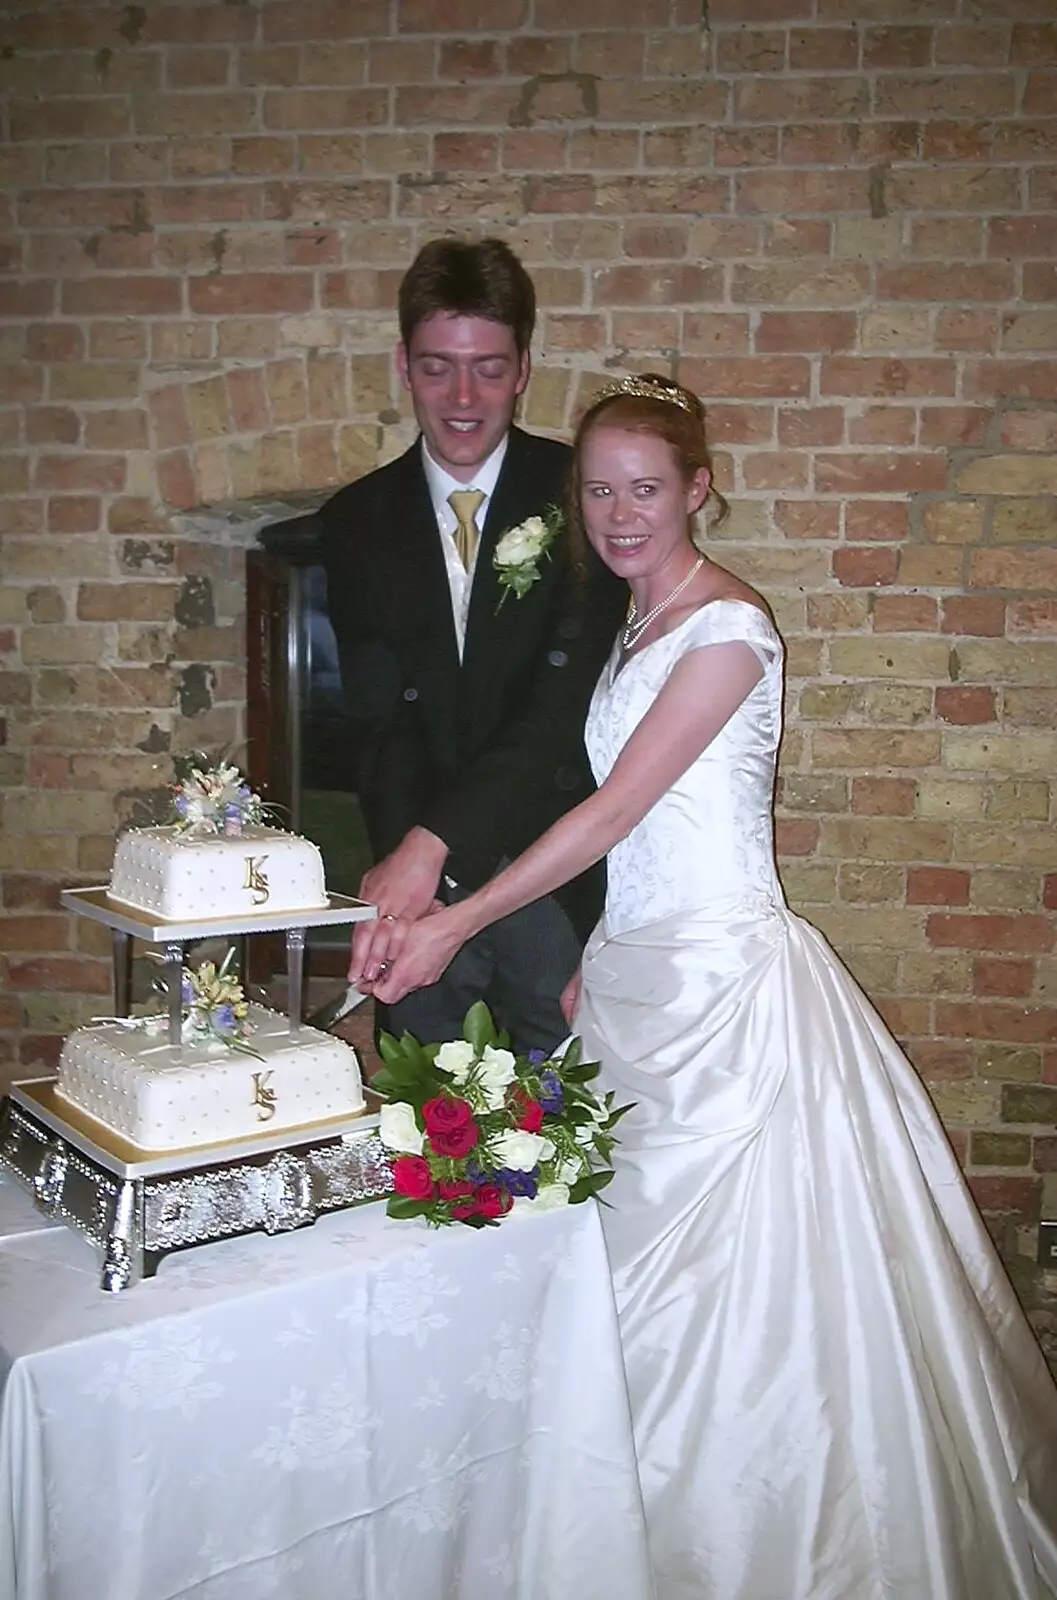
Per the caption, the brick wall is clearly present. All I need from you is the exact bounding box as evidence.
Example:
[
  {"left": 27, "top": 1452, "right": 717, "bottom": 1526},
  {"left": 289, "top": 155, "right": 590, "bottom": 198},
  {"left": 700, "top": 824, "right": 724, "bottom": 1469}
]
[{"left": 0, "top": 0, "right": 1055, "bottom": 1333}]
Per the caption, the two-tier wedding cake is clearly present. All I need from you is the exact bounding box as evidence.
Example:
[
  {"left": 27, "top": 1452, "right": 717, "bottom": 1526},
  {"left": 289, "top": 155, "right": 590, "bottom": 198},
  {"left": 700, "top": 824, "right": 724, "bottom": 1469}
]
[{"left": 56, "top": 763, "right": 365, "bottom": 1152}]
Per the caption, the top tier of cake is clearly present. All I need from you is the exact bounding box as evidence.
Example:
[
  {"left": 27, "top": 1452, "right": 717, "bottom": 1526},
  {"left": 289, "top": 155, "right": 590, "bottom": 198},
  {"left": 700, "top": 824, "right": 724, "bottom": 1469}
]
[{"left": 109, "top": 825, "right": 328, "bottom": 922}]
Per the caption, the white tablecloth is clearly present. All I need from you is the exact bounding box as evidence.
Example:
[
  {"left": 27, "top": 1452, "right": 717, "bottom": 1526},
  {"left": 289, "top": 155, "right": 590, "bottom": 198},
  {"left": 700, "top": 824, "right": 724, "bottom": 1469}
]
[{"left": 0, "top": 1177, "right": 651, "bottom": 1600}]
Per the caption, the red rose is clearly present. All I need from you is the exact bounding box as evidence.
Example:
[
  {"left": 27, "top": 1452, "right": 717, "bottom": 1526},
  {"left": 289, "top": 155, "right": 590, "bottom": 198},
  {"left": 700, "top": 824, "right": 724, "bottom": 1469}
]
[
  {"left": 517, "top": 1100, "right": 544, "bottom": 1134},
  {"left": 474, "top": 1184, "right": 513, "bottom": 1220},
  {"left": 391, "top": 1156, "right": 434, "bottom": 1200},
  {"left": 422, "top": 1096, "right": 474, "bottom": 1137},
  {"left": 437, "top": 1179, "right": 473, "bottom": 1201},
  {"left": 428, "top": 1119, "right": 479, "bottom": 1159}
]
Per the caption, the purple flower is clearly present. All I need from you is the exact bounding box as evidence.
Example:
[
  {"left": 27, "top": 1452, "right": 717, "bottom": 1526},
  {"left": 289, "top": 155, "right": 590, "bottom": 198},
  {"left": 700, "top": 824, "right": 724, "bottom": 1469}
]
[
  {"left": 214, "top": 1003, "right": 235, "bottom": 1031},
  {"left": 527, "top": 1048, "right": 546, "bottom": 1065},
  {"left": 494, "top": 1167, "right": 539, "bottom": 1198},
  {"left": 181, "top": 975, "right": 194, "bottom": 1005},
  {"left": 538, "top": 1069, "right": 564, "bottom": 1114}
]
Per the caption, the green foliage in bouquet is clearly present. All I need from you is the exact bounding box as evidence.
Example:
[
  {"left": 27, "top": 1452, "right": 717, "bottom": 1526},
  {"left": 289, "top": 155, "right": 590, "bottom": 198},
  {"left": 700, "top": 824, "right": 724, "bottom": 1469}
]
[{"left": 374, "top": 1001, "right": 632, "bottom": 1227}]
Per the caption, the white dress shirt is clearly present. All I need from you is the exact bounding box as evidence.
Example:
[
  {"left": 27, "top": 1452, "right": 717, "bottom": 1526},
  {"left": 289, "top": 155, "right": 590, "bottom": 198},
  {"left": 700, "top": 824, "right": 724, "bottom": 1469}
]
[{"left": 421, "top": 436, "right": 508, "bottom": 659}]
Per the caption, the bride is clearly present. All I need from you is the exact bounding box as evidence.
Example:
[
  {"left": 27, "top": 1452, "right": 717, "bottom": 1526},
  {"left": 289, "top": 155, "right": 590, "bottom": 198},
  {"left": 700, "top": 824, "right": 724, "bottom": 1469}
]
[{"left": 356, "top": 373, "right": 1057, "bottom": 1599}]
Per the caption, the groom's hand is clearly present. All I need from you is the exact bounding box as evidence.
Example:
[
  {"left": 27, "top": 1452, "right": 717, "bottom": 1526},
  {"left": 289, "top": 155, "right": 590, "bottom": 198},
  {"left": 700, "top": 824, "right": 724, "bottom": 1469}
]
[
  {"left": 359, "top": 826, "right": 449, "bottom": 922},
  {"left": 350, "top": 827, "right": 449, "bottom": 984}
]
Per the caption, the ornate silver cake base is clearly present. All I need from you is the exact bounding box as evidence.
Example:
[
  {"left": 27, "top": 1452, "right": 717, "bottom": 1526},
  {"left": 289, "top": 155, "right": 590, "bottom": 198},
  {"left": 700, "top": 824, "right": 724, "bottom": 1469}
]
[{"left": 0, "top": 1082, "right": 393, "bottom": 1292}]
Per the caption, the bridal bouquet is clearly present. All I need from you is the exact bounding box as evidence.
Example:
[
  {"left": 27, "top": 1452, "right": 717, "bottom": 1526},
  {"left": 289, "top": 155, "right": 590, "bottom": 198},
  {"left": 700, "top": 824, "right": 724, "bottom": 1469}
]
[{"left": 375, "top": 1002, "right": 629, "bottom": 1227}]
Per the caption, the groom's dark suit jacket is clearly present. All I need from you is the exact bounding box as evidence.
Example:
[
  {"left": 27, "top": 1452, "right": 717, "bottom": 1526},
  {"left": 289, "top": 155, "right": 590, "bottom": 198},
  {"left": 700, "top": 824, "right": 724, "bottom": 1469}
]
[{"left": 316, "top": 426, "right": 627, "bottom": 942}]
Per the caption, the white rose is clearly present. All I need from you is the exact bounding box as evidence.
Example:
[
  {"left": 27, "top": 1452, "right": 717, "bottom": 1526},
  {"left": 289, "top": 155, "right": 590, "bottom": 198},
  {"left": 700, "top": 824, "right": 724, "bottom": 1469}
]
[
  {"left": 378, "top": 1101, "right": 425, "bottom": 1155},
  {"left": 496, "top": 517, "right": 547, "bottom": 567},
  {"left": 512, "top": 1182, "right": 570, "bottom": 1214},
  {"left": 490, "top": 1128, "right": 555, "bottom": 1171},
  {"left": 556, "top": 1156, "right": 583, "bottom": 1185},
  {"left": 477, "top": 1044, "right": 517, "bottom": 1108},
  {"left": 435, "top": 1039, "right": 476, "bottom": 1083}
]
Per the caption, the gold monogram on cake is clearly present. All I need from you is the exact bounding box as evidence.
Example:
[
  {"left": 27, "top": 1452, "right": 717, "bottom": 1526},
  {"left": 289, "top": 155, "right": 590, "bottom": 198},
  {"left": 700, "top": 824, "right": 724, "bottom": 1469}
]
[
  {"left": 243, "top": 854, "right": 270, "bottom": 904},
  {"left": 252, "top": 1070, "right": 277, "bottom": 1121}
]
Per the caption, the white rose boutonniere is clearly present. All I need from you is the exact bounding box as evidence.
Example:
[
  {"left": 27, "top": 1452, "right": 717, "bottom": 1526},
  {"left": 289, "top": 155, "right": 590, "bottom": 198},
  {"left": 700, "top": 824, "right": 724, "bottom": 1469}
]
[{"left": 492, "top": 504, "right": 563, "bottom": 608}]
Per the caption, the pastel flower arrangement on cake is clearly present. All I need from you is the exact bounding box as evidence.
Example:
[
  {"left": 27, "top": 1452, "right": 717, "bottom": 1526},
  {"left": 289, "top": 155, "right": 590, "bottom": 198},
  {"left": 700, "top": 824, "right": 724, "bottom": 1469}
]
[
  {"left": 99, "top": 947, "right": 263, "bottom": 1058},
  {"left": 492, "top": 505, "right": 563, "bottom": 605},
  {"left": 171, "top": 756, "right": 266, "bottom": 837},
  {"left": 375, "top": 1002, "right": 629, "bottom": 1227}
]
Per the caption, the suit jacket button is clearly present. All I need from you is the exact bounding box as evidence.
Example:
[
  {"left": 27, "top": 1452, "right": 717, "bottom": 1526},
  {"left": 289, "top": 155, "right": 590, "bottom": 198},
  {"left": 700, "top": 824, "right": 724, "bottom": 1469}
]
[
  {"left": 547, "top": 649, "right": 569, "bottom": 667},
  {"left": 403, "top": 686, "right": 418, "bottom": 701},
  {"left": 554, "top": 765, "right": 578, "bottom": 791}
]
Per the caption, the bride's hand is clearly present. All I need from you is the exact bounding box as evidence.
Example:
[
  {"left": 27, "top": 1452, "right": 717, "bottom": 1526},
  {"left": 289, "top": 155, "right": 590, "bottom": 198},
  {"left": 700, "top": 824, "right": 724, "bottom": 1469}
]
[
  {"left": 560, "top": 966, "right": 582, "bottom": 1025},
  {"left": 369, "top": 906, "right": 465, "bottom": 1005}
]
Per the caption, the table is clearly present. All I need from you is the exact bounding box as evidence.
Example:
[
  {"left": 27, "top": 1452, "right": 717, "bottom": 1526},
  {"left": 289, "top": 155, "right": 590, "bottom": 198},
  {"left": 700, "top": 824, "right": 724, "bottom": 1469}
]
[{"left": 0, "top": 1179, "right": 653, "bottom": 1600}]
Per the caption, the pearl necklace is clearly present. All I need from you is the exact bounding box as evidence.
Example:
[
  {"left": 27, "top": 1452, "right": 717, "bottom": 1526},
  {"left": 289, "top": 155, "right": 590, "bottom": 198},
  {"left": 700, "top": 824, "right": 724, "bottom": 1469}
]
[{"left": 622, "top": 557, "right": 705, "bottom": 651}]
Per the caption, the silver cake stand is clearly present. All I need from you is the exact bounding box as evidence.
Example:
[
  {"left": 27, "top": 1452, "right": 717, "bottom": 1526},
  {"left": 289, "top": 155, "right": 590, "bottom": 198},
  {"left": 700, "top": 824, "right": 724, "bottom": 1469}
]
[{"left": 0, "top": 890, "right": 394, "bottom": 1292}]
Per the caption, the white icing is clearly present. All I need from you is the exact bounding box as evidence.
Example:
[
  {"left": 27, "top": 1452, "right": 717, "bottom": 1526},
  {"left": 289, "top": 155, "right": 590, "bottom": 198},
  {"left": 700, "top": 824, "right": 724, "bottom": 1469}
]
[
  {"left": 56, "top": 1004, "right": 365, "bottom": 1151},
  {"left": 108, "top": 825, "right": 328, "bottom": 921}
]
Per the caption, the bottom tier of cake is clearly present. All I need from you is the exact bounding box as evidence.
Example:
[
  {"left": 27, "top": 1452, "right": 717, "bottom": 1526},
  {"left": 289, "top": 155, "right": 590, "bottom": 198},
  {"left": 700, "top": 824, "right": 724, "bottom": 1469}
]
[{"left": 56, "top": 1005, "right": 365, "bottom": 1152}]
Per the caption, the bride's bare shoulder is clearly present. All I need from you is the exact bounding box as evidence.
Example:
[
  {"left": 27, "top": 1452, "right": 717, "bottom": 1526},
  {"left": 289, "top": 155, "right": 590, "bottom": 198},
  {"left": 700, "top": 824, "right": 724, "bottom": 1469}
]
[{"left": 702, "top": 566, "right": 774, "bottom": 626}]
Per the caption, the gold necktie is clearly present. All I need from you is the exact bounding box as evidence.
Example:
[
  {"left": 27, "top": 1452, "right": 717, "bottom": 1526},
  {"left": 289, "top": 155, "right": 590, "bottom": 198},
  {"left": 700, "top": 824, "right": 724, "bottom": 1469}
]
[{"left": 448, "top": 488, "right": 485, "bottom": 571}]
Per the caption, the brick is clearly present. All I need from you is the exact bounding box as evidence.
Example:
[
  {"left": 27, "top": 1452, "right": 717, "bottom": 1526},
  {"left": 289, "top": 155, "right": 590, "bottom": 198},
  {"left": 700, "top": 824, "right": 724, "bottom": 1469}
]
[
  {"left": 1002, "top": 1084, "right": 1057, "bottom": 1124},
  {"left": 848, "top": 407, "right": 915, "bottom": 447},
  {"left": 970, "top": 548, "right": 1057, "bottom": 591},
  {"left": 773, "top": 499, "right": 837, "bottom": 544},
  {"left": 1003, "top": 312, "right": 1057, "bottom": 353},
  {"left": 935, "top": 687, "right": 997, "bottom": 725},
  {"left": 815, "top": 454, "right": 947, "bottom": 494},
  {"left": 872, "top": 593, "right": 937, "bottom": 631},
  {"left": 706, "top": 405, "right": 776, "bottom": 445},
  {"left": 44, "top": 497, "right": 101, "bottom": 535},
  {"left": 27, "top": 408, "right": 80, "bottom": 447},
  {"left": 886, "top": 167, "right": 1020, "bottom": 212},
  {"left": 62, "top": 277, "right": 183, "bottom": 316},
  {"left": 960, "top": 456, "right": 1057, "bottom": 496},
  {"left": 738, "top": 170, "right": 865, "bottom": 213},
  {"left": 4, "top": 957, "right": 111, "bottom": 995},
  {"left": 34, "top": 456, "right": 126, "bottom": 495},
  {"left": 756, "top": 313, "right": 855, "bottom": 353},
  {"left": 820, "top": 357, "right": 956, "bottom": 398},
  {"left": 263, "top": 88, "right": 388, "bottom": 129},
  {"left": 678, "top": 357, "right": 810, "bottom": 398},
  {"left": 920, "top": 409, "right": 992, "bottom": 449},
  {"left": 935, "top": 23, "right": 1011, "bottom": 67},
  {"left": 734, "top": 76, "right": 869, "bottom": 123},
  {"left": 814, "top": 730, "right": 941, "bottom": 771},
  {"left": 965, "top": 362, "right": 1057, "bottom": 402},
  {"left": 832, "top": 546, "right": 899, "bottom": 588},
  {"left": 941, "top": 597, "right": 1006, "bottom": 637},
  {"left": 593, "top": 264, "right": 721, "bottom": 306},
  {"left": 877, "top": 265, "right": 1014, "bottom": 303},
  {"left": 788, "top": 26, "right": 858, "bottom": 70},
  {"left": 594, "top": 174, "right": 729, "bottom": 215},
  {"left": 778, "top": 408, "right": 843, "bottom": 448},
  {"left": 732, "top": 263, "right": 869, "bottom": 306},
  {"left": 0, "top": 915, "right": 71, "bottom": 953},
  {"left": 188, "top": 273, "right": 314, "bottom": 316}
]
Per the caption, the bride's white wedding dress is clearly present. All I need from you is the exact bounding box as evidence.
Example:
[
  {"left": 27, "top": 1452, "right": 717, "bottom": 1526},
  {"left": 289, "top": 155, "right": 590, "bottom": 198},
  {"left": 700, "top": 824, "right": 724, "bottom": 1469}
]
[{"left": 577, "top": 599, "right": 1057, "bottom": 1600}]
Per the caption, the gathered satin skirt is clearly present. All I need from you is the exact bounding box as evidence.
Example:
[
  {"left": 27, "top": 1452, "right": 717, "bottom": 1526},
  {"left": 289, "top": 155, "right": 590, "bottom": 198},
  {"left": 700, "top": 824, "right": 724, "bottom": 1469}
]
[{"left": 578, "top": 895, "right": 1057, "bottom": 1600}]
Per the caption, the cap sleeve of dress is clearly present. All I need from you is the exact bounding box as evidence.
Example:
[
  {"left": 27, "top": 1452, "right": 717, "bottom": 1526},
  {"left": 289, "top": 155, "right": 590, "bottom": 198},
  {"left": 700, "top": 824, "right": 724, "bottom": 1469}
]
[{"left": 679, "top": 599, "right": 782, "bottom": 669}]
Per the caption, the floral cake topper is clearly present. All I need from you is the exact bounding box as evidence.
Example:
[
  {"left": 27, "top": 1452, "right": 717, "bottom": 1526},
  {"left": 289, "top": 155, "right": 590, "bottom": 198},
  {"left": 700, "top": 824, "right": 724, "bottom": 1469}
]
[
  {"left": 97, "top": 947, "right": 262, "bottom": 1058},
  {"left": 492, "top": 505, "right": 562, "bottom": 607},
  {"left": 171, "top": 758, "right": 266, "bottom": 837}
]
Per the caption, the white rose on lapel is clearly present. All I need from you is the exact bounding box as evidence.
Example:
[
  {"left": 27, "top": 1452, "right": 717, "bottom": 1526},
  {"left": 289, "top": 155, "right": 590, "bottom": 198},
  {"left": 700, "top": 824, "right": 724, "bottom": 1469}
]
[{"left": 492, "top": 504, "right": 563, "bottom": 608}]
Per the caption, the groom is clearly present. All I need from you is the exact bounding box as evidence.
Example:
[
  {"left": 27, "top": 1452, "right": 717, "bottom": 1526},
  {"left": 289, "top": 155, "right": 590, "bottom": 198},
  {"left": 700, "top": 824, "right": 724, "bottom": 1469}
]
[{"left": 317, "top": 237, "right": 626, "bottom": 1053}]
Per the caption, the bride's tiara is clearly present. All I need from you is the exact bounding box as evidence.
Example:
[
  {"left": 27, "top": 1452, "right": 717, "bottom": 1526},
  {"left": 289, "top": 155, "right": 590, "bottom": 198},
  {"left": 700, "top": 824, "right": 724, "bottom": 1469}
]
[{"left": 592, "top": 375, "right": 697, "bottom": 416}]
